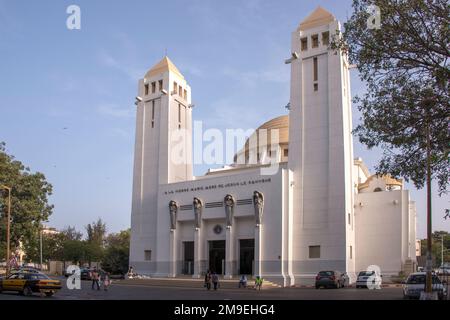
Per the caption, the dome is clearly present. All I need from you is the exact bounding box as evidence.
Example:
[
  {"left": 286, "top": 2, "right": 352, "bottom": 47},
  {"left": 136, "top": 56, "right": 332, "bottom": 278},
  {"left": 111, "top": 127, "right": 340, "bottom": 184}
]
[
  {"left": 233, "top": 115, "right": 289, "bottom": 164},
  {"left": 358, "top": 174, "right": 403, "bottom": 192}
]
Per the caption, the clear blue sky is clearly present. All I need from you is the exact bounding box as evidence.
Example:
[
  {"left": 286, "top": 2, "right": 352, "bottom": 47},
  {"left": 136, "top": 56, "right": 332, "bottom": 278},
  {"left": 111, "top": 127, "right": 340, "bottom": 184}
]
[{"left": 0, "top": 0, "right": 447, "bottom": 238}]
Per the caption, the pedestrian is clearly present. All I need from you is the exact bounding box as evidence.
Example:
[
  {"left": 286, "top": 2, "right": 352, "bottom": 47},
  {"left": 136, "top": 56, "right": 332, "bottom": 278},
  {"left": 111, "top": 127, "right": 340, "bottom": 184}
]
[
  {"left": 255, "top": 276, "right": 263, "bottom": 290},
  {"left": 127, "top": 266, "right": 134, "bottom": 279},
  {"left": 212, "top": 272, "right": 219, "bottom": 290},
  {"left": 204, "top": 270, "right": 211, "bottom": 290},
  {"left": 102, "top": 272, "right": 111, "bottom": 291},
  {"left": 239, "top": 274, "right": 247, "bottom": 288},
  {"left": 91, "top": 267, "right": 100, "bottom": 290}
]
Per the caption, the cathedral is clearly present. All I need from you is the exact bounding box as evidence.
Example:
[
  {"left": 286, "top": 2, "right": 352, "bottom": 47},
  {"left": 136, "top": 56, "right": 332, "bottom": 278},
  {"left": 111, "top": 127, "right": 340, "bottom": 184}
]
[{"left": 129, "top": 7, "right": 417, "bottom": 286}]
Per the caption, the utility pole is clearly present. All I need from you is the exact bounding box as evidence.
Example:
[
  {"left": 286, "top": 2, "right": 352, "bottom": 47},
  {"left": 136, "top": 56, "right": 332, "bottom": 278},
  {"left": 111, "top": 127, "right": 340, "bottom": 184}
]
[
  {"left": 442, "top": 236, "right": 444, "bottom": 269},
  {"left": 0, "top": 185, "right": 11, "bottom": 275},
  {"left": 40, "top": 226, "right": 43, "bottom": 269}
]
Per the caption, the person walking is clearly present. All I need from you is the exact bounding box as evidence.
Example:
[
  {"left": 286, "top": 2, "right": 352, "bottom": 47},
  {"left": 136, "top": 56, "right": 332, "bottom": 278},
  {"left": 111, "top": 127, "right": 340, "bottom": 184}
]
[
  {"left": 102, "top": 272, "right": 111, "bottom": 291},
  {"left": 204, "top": 270, "right": 211, "bottom": 290},
  {"left": 91, "top": 267, "right": 100, "bottom": 291},
  {"left": 255, "top": 276, "right": 263, "bottom": 290},
  {"left": 212, "top": 272, "right": 219, "bottom": 290}
]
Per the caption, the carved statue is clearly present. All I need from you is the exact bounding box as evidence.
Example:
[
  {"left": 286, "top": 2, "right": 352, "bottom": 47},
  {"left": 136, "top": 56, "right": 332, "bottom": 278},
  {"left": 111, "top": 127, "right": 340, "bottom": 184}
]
[
  {"left": 193, "top": 197, "right": 203, "bottom": 229},
  {"left": 224, "top": 194, "right": 235, "bottom": 227},
  {"left": 253, "top": 191, "right": 264, "bottom": 226},
  {"left": 168, "top": 200, "right": 178, "bottom": 230}
]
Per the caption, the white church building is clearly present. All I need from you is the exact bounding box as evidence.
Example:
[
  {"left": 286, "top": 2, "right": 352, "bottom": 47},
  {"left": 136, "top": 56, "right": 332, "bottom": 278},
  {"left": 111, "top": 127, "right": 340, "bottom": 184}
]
[{"left": 129, "top": 7, "right": 417, "bottom": 286}]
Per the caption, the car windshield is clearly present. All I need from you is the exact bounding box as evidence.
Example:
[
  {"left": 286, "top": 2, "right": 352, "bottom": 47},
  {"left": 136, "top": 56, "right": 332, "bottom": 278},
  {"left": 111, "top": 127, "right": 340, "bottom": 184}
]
[
  {"left": 27, "top": 274, "right": 50, "bottom": 280},
  {"left": 358, "top": 271, "right": 375, "bottom": 277},
  {"left": 318, "top": 271, "right": 334, "bottom": 276},
  {"left": 407, "top": 275, "right": 441, "bottom": 284}
]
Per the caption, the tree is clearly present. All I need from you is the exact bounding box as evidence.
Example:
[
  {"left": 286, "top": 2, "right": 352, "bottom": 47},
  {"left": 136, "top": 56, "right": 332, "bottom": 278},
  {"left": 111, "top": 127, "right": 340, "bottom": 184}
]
[
  {"left": 86, "top": 218, "right": 107, "bottom": 246},
  {"left": 333, "top": 0, "right": 449, "bottom": 194},
  {"left": 84, "top": 218, "right": 107, "bottom": 265},
  {"left": 101, "top": 229, "right": 130, "bottom": 275},
  {"left": 333, "top": 0, "right": 449, "bottom": 294},
  {"left": 0, "top": 142, "right": 54, "bottom": 260},
  {"left": 420, "top": 231, "right": 450, "bottom": 267}
]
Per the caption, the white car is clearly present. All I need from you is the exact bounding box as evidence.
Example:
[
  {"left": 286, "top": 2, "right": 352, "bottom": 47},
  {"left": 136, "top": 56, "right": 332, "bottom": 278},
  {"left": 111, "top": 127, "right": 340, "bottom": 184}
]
[
  {"left": 403, "top": 272, "right": 447, "bottom": 300},
  {"left": 356, "top": 271, "right": 382, "bottom": 289},
  {"left": 436, "top": 267, "right": 450, "bottom": 275}
]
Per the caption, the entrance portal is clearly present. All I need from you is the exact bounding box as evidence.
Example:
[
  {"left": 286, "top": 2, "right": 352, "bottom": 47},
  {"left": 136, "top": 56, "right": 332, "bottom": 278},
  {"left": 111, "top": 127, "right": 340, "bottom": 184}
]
[
  {"left": 239, "top": 239, "right": 254, "bottom": 275},
  {"left": 208, "top": 240, "right": 225, "bottom": 275},
  {"left": 183, "top": 241, "right": 194, "bottom": 275}
]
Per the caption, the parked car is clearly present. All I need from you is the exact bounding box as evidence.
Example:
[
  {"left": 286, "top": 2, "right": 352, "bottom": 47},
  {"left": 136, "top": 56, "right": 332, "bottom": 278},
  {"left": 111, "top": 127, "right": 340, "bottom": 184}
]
[
  {"left": 10, "top": 267, "right": 42, "bottom": 275},
  {"left": 315, "top": 271, "right": 344, "bottom": 289},
  {"left": 403, "top": 272, "right": 447, "bottom": 300},
  {"left": 435, "top": 267, "right": 450, "bottom": 276},
  {"left": 356, "top": 270, "right": 382, "bottom": 288},
  {"left": 0, "top": 272, "right": 62, "bottom": 297}
]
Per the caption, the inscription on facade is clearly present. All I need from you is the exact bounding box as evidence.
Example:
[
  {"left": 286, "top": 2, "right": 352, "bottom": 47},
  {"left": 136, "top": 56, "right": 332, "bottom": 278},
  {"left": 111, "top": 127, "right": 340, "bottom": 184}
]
[{"left": 163, "top": 178, "right": 272, "bottom": 195}]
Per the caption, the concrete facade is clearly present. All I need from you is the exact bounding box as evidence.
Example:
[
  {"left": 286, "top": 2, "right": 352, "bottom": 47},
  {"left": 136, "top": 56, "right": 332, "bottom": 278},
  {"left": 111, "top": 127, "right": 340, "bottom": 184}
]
[{"left": 129, "top": 7, "right": 416, "bottom": 286}]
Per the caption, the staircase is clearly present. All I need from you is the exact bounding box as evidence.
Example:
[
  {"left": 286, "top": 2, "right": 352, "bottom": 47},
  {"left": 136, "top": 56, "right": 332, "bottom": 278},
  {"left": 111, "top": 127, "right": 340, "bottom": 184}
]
[{"left": 114, "top": 277, "right": 281, "bottom": 290}]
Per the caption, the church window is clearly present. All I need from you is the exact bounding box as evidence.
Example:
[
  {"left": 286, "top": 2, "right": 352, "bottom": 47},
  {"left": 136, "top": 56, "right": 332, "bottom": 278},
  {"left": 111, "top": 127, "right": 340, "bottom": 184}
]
[
  {"left": 144, "top": 84, "right": 149, "bottom": 95},
  {"left": 313, "top": 57, "right": 318, "bottom": 81},
  {"left": 312, "top": 34, "right": 319, "bottom": 48},
  {"left": 348, "top": 213, "right": 351, "bottom": 225},
  {"left": 173, "top": 82, "right": 178, "bottom": 94},
  {"left": 184, "top": 89, "right": 187, "bottom": 100},
  {"left": 322, "top": 31, "right": 330, "bottom": 46},
  {"left": 283, "top": 149, "right": 288, "bottom": 157},
  {"left": 151, "top": 100, "right": 155, "bottom": 128},
  {"left": 301, "top": 37, "right": 308, "bottom": 51},
  {"left": 313, "top": 57, "right": 318, "bottom": 91},
  {"left": 144, "top": 250, "right": 152, "bottom": 261},
  {"left": 158, "top": 80, "right": 163, "bottom": 91},
  {"left": 179, "top": 85, "right": 183, "bottom": 97},
  {"left": 151, "top": 81, "right": 156, "bottom": 93},
  {"left": 350, "top": 246, "right": 353, "bottom": 259},
  {"left": 309, "top": 246, "right": 320, "bottom": 259}
]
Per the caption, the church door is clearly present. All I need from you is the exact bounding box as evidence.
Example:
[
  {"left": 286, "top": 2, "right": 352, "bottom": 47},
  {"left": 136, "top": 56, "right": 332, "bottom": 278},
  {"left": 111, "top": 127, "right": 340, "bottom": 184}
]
[
  {"left": 208, "top": 240, "right": 225, "bottom": 275},
  {"left": 239, "top": 239, "right": 254, "bottom": 275}
]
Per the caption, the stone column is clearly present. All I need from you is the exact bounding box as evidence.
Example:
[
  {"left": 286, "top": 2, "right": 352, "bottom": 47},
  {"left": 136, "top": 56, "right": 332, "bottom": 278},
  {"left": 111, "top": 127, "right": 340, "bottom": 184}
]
[
  {"left": 169, "top": 229, "right": 177, "bottom": 277},
  {"left": 225, "top": 226, "right": 234, "bottom": 279},
  {"left": 193, "top": 228, "right": 202, "bottom": 278},
  {"left": 254, "top": 225, "right": 263, "bottom": 277}
]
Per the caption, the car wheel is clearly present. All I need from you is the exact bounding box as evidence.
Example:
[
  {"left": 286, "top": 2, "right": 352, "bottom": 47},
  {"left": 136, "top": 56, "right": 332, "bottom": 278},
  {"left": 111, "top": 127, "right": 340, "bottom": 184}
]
[
  {"left": 23, "top": 286, "right": 33, "bottom": 296},
  {"left": 45, "top": 292, "right": 54, "bottom": 297}
]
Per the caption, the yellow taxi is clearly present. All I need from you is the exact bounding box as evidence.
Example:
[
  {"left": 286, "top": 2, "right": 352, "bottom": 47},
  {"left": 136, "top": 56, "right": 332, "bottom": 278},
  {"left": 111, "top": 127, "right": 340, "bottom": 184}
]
[{"left": 0, "top": 272, "right": 62, "bottom": 297}]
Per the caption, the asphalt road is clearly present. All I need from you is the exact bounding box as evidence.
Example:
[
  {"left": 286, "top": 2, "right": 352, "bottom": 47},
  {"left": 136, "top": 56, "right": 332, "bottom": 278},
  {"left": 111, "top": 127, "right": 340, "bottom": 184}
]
[{"left": 0, "top": 278, "right": 405, "bottom": 300}]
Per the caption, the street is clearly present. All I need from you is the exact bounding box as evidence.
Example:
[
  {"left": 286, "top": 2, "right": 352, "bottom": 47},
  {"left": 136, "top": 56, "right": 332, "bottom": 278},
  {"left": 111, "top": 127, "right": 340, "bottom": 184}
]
[{"left": 0, "top": 278, "right": 406, "bottom": 300}]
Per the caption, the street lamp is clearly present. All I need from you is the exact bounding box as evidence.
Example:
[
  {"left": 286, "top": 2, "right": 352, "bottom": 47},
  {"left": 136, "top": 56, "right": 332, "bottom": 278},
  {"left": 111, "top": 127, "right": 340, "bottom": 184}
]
[{"left": 0, "top": 185, "right": 11, "bottom": 275}]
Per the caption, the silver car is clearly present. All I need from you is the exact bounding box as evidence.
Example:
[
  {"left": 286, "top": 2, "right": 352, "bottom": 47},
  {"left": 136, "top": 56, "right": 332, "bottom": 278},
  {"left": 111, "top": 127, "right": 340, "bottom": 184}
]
[
  {"left": 403, "top": 272, "right": 447, "bottom": 300},
  {"left": 356, "top": 271, "right": 382, "bottom": 289}
]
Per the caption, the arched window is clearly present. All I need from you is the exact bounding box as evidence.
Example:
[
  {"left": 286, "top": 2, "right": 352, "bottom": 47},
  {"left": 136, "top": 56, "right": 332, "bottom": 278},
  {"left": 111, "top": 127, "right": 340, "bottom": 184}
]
[{"left": 373, "top": 187, "right": 383, "bottom": 192}]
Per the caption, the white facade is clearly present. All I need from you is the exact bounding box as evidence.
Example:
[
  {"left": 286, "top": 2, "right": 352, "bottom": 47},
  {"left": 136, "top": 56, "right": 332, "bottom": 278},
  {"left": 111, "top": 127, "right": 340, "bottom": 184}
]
[{"left": 129, "top": 7, "right": 417, "bottom": 286}]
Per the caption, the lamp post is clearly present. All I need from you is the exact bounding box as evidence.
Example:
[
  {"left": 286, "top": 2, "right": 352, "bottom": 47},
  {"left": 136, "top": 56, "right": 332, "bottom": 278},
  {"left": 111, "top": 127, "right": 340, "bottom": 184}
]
[{"left": 0, "top": 185, "right": 11, "bottom": 275}]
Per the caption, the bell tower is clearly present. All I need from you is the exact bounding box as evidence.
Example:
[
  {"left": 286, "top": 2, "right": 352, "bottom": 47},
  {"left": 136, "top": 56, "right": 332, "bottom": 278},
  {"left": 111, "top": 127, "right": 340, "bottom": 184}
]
[
  {"left": 287, "top": 7, "right": 356, "bottom": 282},
  {"left": 130, "top": 56, "right": 193, "bottom": 274}
]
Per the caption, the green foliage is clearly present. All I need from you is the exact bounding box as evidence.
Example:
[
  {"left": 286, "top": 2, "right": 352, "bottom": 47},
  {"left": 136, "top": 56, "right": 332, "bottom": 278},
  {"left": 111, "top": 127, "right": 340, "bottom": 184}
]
[
  {"left": 101, "top": 229, "right": 130, "bottom": 274},
  {"left": 0, "top": 142, "right": 54, "bottom": 260},
  {"left": 333, "top": 0, "right": 449, "bottom": 195},
  {"left": 86, "top": 218, "right": 107, "bottom": 246},
  {"left": 420, "top": 231, "right": 450, "bottom": 267}
]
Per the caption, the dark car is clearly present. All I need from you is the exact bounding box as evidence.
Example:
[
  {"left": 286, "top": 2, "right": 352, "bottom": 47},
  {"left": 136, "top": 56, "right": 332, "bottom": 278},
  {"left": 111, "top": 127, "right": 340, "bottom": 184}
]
[{"left": 315, "top": 271, "right": 343, "bottom": 289}]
